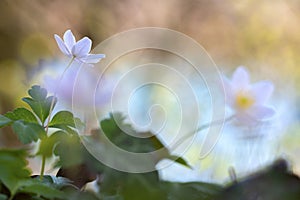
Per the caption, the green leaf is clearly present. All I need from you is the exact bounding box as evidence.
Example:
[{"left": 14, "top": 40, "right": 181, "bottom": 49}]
[
  {"left": 49, "top": 111, "right": 76, "bottom": 128},
  {"left": 22, "top": 85, "right": 56, "bottom": 124},
  {"left": 167, "top": 155, "right": 192, "bottom": 169},
  {"left": 28, "top": 85, "right": 47, "bottom": 101},
  {"left": 38, "top": 175, "right": 73, "bottom": 189},
  {"left": 107, "top": 172, "right": 164, "bottom": 200},
  {"left": 215, "top": 159, "right": 300, "bottom": 200},
  {"left": 0, "top": 115, "right": 12, "bottom": 128},
  {"left": 37, "top": 131, "right": 66, "bottom": 158},
  {"left": 0, "top": 194, "right": 7, "bottom": 200},
  {"left": 12, "top": 121, "right": 46, "bottom": 144},
  {"left": 102, "top": 195, "right": 123, "bottom": 200},
  {"left": 19, "top": 179, "right": 66, "bottom": 200},
  {"left": 165, "top": 181, "right": 222, "bottom": 200},
  {"left": 54, "top": 134, "right": 84, "bottom": 168},
  {"left": 54, "top": 124, "right": 79, "bottom": 135},
  {"left": 0, "top": 149, "right": 31, "bottom": 197},
  {"left": 99, "top": 112, "right": 190, "bottom": 167},
  {"left": 63, "top": 187, "right": 100, "bottom": 200},
  {"left": 4, "top": 108, "right": 38, "bottom": 123}
]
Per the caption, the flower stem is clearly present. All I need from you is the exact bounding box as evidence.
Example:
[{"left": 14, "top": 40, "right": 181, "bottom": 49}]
[
  {"left": 39, "top": 57, "right": 75, "bottom": 180},
  {"left": 170, "top": 115, "right": 235, "bottom": 151}
]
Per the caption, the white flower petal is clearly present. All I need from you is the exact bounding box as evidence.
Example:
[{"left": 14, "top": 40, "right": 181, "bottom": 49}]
[
  {"left": 235, "top": 112, "right": 256, "bottom": 125},
  {"left": 222, "top": 76, "right": 234, "bottom": 107},
  {"left": 248, "top": 105, "right": 276, "bottom": 120},
  {"left": 54, "top": 34, "right": 71, "bottom": 56},
  {"left": 251, "top": 81, "right": 274, "bottom": 104},
  {"left": 85, "top": 63, "right": 94, "bottom": 68},
  {"left": 81, "top": 54, "right": 105, "bottom": 64},
  {"left": 232, "top": 66, "right": 250, "bottom": 90},
  {"left": 72, "top": 37, "right": 92, "bottom": 58},
  {"left": 63, "top": 30, "right": 76, "bottom": 51}
]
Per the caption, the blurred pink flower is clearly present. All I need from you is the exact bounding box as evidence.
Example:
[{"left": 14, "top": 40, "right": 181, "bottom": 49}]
[
  {"left": 223, "top": 66, "right": 275, "bottom": 125},
  {"left": 54, "top": 29, "right": 105, "bottom": 66}
]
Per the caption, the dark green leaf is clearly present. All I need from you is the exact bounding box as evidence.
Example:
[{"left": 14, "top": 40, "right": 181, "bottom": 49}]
[
  {"left": 40, "top": 175, "right": 73, "bottom": 189},
  {"left": 0, "top": 115, "right": 12, "bottom": 128},
  {"left": 167, "top": 155, "right": 192, "bottom": 169},
  {"left": 19, "top": 179, "right": 66, "bottom": 200},
  {"left": 0, "top": 194, "right": 7, "bottom": 200},
  {"left": 5, "top": 108, "right": 38, "bottom": 123},
  {"left": 165, "top": 181, "right": 222, "bottom": 200},
  {"left": 22, "top": 85, "right": 56, "bottom": 124},
  {"left": 63, "top": 187, "right": 100, "bottom": 200},
  {"left": 102, "top": 195, "right": 123, "bottom": 200},
  {"left": 106, "top": 172, "right": 164, "bottom": 200},
  {"left": 99, "top": 112, "right": 190, "bottom": 168},
  {"left": 216, "top": 159, "right": 300, "bottom": 200},
  {"left": 12, "top": 121, "right": 46, "bottom": 144},
  {"left": 28, "top": 85, "right": 47, "bottom": 101},
  {"left": 0, "top": 149, "right": 31, "bottom": 196}
]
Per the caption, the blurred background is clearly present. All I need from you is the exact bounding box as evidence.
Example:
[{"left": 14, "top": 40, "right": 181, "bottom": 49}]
[{"left": 0, "top": 0, "right": 300, "bottom": 183}]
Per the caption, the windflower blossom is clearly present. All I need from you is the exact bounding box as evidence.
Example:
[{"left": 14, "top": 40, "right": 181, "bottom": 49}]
[
  {"left": 223, "top": 66, "right": 275, "bottom": 125},
  {"left": 54, "top": 29, "right": 105, "bottom": 65}
]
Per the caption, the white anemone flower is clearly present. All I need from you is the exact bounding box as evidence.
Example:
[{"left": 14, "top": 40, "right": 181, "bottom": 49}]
[
  {"left": 223, "top": 66, "right": 275, "bottom": 125},
  {"left": 54, "top": 29, "right": 105, "bottom": 65}
]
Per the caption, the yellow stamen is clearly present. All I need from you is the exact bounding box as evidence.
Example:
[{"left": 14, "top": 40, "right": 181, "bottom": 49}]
[{"left": 235, "top": 92, "right": 254, "bottom": 110}]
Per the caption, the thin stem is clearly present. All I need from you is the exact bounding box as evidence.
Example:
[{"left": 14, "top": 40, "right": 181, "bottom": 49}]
[
  {"left": 44, "top": 57, "right": 75, "bottom": 133},
  {"left": 40, "top": 155, "right": 46, "bottom": 180},
  {"left": 228, "top": 166, "right": 237, "bottom": 183},
  {"left": 40, "top": 57, "right": 75, "bottom": 180},
  {"left": 170, "top": 115, "right": 235, "bottom": 151}
]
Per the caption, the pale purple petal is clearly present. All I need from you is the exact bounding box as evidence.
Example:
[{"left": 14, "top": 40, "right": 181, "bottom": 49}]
[
  {"left": 74, "top": 57, "right": 84, "bottom": 65},
  {"left": 54, "top": 34, "right": 71, "bottom": 56},
  {"left": 63, "top": 30, "right": 76, "bottom": 51},
  {"left": 72, "top": 37, "right": 92, "bottom": 58},
  {"left": 235, "top": 112, "right": 257, "bottom": 126},
  {"left": 231, "top": 66, "right": 250, "bottom": 90},
  {"left": 248, "top": 105, "right": 276, "bottom": 120},
  {"left": 251, "top": 81, "right": 274, "bottom": 104},
  {"left": 222, "top": 76, "right": 235, "bottom": 107},
  {"left": 81, "top": 54, "right": 105, "bottom": 64}
]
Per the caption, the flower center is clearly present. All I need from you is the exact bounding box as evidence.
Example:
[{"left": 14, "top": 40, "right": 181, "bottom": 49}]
[{"left": 235, "top": 92, "right": 255, "bottom": 110}]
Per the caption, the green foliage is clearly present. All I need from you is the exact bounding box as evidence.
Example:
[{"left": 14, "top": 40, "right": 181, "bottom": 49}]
[
  {"left": 100, "top": 112, "right": 191, "bottom": 168},
  {"left": 22, "top": 85, "right": 56, "bottom": 125},
  {"left": 12, "top": 121, "right": 46, "bottom": 144},
  {"left": 49, "top": 110, "right": 85, "bottom": 134},
  {"left": 0, "top": 194, "right": 7, "bottom": 200},
  {"left": 5, "top": 108, "right": 38, "bottom": 123},
  {"left": 54, "top": 133, "right": 84, "bottom": 168},
  {"left": 49, "top": 111, "right": 77, "bottom": 128},
  {"left": 1, "top": 85, "right": 298, "bottom": 200},
  {"left": 37, "top": 131, "right": 67, "bottom": 158},
  {"left": 0, "top": 115, "right": 12, "bottom": 128},
  {"left": 18, "top": 179, "right": 66, "bottom": 200},
  {"left": 0, "top": 149, "right": 31, "bottom": 197},
  {"left": 37, "top": 175, "right": 73, "bottom": 189},
  {"left": 53, "top": 112, "right": 196, "bottom": 199},
  {"left": 215, "top": 159, "right": 300, "bottom": 200},
  {"left": 165, "top": 181, "right": 222, "bottom": 200}
]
